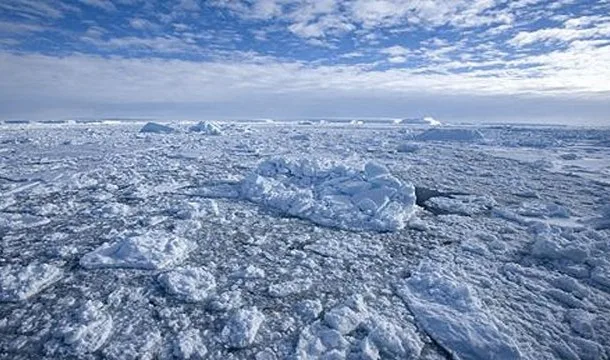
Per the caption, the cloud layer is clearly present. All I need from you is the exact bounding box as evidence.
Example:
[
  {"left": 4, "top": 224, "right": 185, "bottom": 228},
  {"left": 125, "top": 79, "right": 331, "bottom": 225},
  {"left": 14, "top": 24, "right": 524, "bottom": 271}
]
[{"left": 0, "top": 0, "right": 609, "bottom": 124}]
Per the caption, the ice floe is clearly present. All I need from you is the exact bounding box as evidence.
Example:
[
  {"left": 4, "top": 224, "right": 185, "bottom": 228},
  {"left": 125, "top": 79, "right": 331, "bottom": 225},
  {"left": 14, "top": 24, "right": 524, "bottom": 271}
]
[
  {"left": 0, "top": 263, "right": 63, "bottom": 302},
  {"left": 158, "top": 267, "right": 216, "bottom": 302},
  {"left": 61, "top": 300, "right": 113, "bottom": 355},
  {"left": 80, "top": 231, "right": 196, "bottom": 270},
  {"left": 221, "top": 307, "right": 265, "bottom": 348},
  {"left": 240, "top": 158, "right": 416, "bottom": 231},
  {"left": 397, "top": 262, "right": 522, "bottom": 360}
]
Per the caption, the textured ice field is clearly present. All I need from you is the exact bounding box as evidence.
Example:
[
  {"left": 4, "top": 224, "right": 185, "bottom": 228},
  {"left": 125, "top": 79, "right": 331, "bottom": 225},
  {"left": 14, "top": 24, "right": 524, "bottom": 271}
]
[{"left": 1, "top": 120, "right": 609, "bottom": 359}]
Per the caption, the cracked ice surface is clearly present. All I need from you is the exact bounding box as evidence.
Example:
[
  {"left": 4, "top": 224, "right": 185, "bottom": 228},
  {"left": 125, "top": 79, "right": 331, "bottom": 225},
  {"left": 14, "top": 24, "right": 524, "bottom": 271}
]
[{"left": 1, "top": 121, "right": 610, "bottom": 359}]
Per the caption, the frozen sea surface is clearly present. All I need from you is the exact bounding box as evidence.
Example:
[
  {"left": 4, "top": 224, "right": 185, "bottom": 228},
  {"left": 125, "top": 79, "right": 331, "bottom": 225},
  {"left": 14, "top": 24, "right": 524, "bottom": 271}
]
[{"left": 1, "top": 120, "right": 609, "bottom": 359}]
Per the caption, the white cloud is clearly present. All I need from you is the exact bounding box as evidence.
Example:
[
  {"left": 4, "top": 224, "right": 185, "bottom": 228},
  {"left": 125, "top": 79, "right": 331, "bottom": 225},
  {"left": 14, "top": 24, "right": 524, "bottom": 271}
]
[
  {"left": 510, "top": 17, "right": 610, "bottom": 46},
  {"left": 77, "top": 0, "right": 117, "bottom": 12}
]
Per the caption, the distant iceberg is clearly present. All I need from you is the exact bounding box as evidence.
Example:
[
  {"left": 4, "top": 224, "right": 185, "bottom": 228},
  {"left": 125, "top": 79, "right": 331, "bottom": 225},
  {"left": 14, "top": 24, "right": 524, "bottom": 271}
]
[
  {"left": 398, "top": 116, "right": 442, "bottom": 126},
  {"left": 139, "top": 122, "right": 175, "bottom": 134}
]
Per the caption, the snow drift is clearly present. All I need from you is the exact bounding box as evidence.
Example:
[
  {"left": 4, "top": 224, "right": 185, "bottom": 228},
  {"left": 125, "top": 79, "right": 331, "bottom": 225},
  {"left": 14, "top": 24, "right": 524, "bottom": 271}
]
[
  {"left": 240, "top": 158, "right": 416, "bottom": 232},
  {"left": 415, "top": 128, "right": 484, "bottom": 142}
]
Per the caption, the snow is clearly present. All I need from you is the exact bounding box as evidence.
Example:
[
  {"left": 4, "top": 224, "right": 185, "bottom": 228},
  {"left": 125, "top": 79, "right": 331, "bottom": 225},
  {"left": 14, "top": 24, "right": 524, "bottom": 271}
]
[
  {"left": 80, "top": 231, "right": 196, "bottom": 270},
  {"left": 397, "top": 262, "right": 522, "bottom": 360},
  {"left": 0, "top": 263, "right": 63, "bottom": 302},
  {"left": 415, "top": 127, "right": 484, "bottom": 141},
  {"left": 158, "top": 267, "right": 216, "bottom": 302},
  {"left": 189, "top": 121, "right": 222, "bottom": 135},
  {"left": 139, "top": 122, "right": 175, "bottom": 134},
  {"left": 221, "top": 307, "right": 265, "bottom": 348},
  {"left": 240, "top": 158, "right": 417, "bottom": 231}
]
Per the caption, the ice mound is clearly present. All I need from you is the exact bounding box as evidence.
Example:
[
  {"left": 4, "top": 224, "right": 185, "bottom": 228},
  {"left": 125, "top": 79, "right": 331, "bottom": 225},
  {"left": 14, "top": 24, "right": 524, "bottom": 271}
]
[
  {"left": 139, "top": 122, "right": 175, "bottom": 134},
  {"left": 415, "top": 127, "right": 484, "bottom": 142},
  {"left": 397, "top": 143, "right": 420, "bottom": 153},
  {"left": 397, "top": 262, "right": 522, "bottom": 360},
  {"left": 62, "top": 300, "right": 113, "bottom": 355},
  {"left": 189, "top": 121, "right": 222, "bottom": 135},
  {"left": 158, "top": 267, "right": 216, "bottom": 302},
  {"left": 221, "top": 307, "right": 265, "bottom": 348},
  {"left": 240, "top": 158, "right": 416, "bottom": 232},
  {"left": 0, "top": 263, "right": 63, "bottom": 302},
  {"left": 80, "top": 231, "right": 196, "bottom": 270}
]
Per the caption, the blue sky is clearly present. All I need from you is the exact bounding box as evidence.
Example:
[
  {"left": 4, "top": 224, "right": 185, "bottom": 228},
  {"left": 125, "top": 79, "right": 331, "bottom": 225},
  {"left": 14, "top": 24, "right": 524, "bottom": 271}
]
[{"left": 1, "top": 0, "right": 609, "bottom": 124}]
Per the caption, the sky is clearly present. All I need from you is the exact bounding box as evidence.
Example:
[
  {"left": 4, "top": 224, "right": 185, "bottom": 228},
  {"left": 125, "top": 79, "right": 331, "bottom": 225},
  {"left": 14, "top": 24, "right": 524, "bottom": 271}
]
[{"left": 1, "top": 0, "right": 609, "bottom": 125}]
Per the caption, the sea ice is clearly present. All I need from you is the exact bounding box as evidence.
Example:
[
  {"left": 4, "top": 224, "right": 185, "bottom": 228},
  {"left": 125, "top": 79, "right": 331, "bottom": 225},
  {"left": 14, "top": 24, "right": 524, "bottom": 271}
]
[
  {"left": 0, "top": 263, "right": 63, "bottom": 302},
  {"left": 415, "top": 128, "right": 484, "bottom": 142},
  {"left": 158, "top": 267, "right": 216, "bottom": 302},
  {"left": 173, "top": 329, "right": 208, "bottom": 359},
  {"left": 80, "top": 231, "right": 196, "bottom": 270},
  {"left": 221, "top": 307, "right": 265, "bottom": 348},
  {"left": 240, "top": 158, "right": 416, "bottom": 231}
]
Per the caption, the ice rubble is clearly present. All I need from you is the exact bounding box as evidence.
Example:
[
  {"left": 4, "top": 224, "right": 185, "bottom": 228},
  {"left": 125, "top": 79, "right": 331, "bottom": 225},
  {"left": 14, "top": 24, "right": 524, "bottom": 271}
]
[
  {"left": 139, "top": 122, "right": 175, "bottom": 134},
  {"left": 221, "top": 307, "right": 265, "bottom": 348},
  {"left": 296, "top": 296, "right": 423, "bottom": 359},
  {"left": 188, "top": 121, "right": 222, "bottom": 135},
  {"left": 397, "top": 262, "right": 522, "bottom": 360},
  {"left": 415, "top": 127, "right": 484, "bottom": 142},
  {"left": 80, "top": 231, "right": 196, "bottom": 270},
  {"left": 240, "top": 158, "right": 417, "bottom": 232},
  {"left": 0, "top": 263, "right": 63, "bottom": 302},
  {"left": 158, "top": 267, "right": 216, "bottom": 302}
]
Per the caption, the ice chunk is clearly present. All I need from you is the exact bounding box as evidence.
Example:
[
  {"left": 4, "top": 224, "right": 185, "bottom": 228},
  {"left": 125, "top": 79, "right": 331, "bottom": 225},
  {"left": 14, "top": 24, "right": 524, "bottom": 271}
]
[
  {"left": 221, "top": 307, "right": 265, "bottom": 348},
  {"left": 0, "top": 263, "right": 63, "bottom": 302},
  {"left": 139, "top": 122, "right": 174, "bottom": 134},
  {"left": 62, "top": 300, "right": 113, "bottom": 355},
  {"left": 397, "top": 262, "right": 522, "bottom": 360},
  {"left": 173, "top": 329, "right": 207, "bottom": 359},
  {"left": 240, "top": 158, "right": 416, "bottom": 232},
  {"left": 188, "top": 121, "right": 222, "bottom": 135},
  {"left": 295, "top": 321, "right": 350, "bottom": 360},
  {"left": 323, "top": 306, "right": 363, "bottom": 334},
  {"left": 158, "top": 267, "right": 216, "bottom": 302},
  {"left": 80, "top": 232, "right": 196, "bottom": 270},
  {"left": 415, "top": 128, "right": 484, "bottom": 142},
  {"left": 268, "top": 278, "right": 313, "bottom": 298}
]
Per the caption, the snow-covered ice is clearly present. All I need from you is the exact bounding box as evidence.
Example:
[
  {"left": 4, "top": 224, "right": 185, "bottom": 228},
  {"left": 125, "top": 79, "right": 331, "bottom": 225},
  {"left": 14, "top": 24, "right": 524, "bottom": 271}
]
[
  {"left": 221, "top": 307, "right": 265, "bottom": 348},
  {"left": 80, "top": 231, "right": 196, "bottom": 270},
  {"left": 1, "top": 120, "right": 609, "bottom": 359},
  {"left": 158, "top": 267, "right": 216, "bottom": 302}
]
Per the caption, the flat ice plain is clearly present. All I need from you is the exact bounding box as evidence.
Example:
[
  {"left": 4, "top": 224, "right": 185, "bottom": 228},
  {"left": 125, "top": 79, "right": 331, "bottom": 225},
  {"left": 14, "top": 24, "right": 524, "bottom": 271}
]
[{"left": 1, "top": 119, "right": 609, "bottom": 359}]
